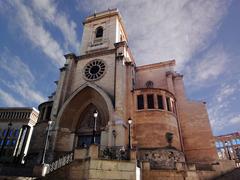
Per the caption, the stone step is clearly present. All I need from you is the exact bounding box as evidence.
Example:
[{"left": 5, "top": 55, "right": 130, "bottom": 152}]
[
  {"left": 88, "top": 160, "right": 136, "bottom": 180},
  {"left": 214, "top": 168, "right": 240, "bottom": 180},
  {"left": 0, "top": 164, "right": 34, "bottom": 177},
  {"left": 44, "top": 159, "right": 137, "bottom": 180}
]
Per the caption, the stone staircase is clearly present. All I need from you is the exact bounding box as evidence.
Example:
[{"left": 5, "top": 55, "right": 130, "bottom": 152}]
[
  {"left": 35, "top": 145, "right": 136, "bottom": 180},
  {"left": 41, "top": 159, "right": 136, "bottom": 180},
  {"left": 214, "top": 168, "right": 240, "bottom": 180},
  {"left": 3, "top": 145, "right": 238, "bottom": 180},
  {"left": 0, "top": 145, "right": 136, "bottom": 179},
  {"left": 0, "top": 164, "right": 34, "bottom": 177}
]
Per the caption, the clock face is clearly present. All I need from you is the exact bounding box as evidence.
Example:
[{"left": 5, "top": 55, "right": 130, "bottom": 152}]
[{"left": 84, "top": 59, "right": 106, "bottom": 81}]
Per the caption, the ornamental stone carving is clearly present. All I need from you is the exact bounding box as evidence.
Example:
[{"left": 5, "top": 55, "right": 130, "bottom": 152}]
[{"left": 139, "top": 148, "right": 185, "bottom": 169}]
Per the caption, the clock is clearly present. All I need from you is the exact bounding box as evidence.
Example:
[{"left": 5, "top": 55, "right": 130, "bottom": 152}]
[{"left": 83, "top": 59, "right": 106, "bottom": 81}]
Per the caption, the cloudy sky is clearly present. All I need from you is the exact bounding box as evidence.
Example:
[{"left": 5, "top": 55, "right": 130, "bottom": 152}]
[{"left": 0, "top": 0, "right": 239, "bottom": 135}]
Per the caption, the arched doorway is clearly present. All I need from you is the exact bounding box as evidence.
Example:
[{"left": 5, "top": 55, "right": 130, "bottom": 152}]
[
  {"left": 55, "top": 84, "right": 113, "bottom": 152},
  {"left": 76, "top": 103, "right": 107, "bottom": 147}
]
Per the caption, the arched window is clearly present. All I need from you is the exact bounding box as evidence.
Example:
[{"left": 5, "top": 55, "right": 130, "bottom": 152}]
[{"left": 95, "top": 26, "right": 103, "bottom": 38}]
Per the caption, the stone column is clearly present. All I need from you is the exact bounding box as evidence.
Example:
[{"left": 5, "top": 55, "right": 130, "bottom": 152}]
[
  {"left": 88, "top": 144, "right": 99, "bottom": 159},
  {"left": 223, "top": 141, "right": 229, "bottom": 159},
  {"left": 162, "top": 94, "right": 167, "bottom": 111},
  {"left": 230, "top": 139, "right": 237, "bottom": 160},
  {"left": 166, "top": 72, "right": 175, "bottom": 94}
]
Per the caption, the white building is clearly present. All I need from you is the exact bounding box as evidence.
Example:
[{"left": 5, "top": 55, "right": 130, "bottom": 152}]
[{"left": 0, "top": 107, "right": 39, "bottom": 164}]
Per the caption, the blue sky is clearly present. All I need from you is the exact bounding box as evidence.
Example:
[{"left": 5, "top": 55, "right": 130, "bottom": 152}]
[{"left": 0, "top": 0, "right": 239, "bottom": 136}]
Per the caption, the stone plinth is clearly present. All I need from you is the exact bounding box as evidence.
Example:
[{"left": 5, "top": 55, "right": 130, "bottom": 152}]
[
  {"left": 187, "top": 163, "right": 196, "bottom": 171},
  {"left": 74, "top": 148, "right": 88, "bottom": 160},
  {"left": 142, "top": 161, "right": 150, "bottom": 170},
  {"left": 33, "top": 164, "right": 49, "bottom": 177},
  {"left": 88, "top": 144, "right": 99, "bottom": 159},
  {"left": 130, "top": 150, "right": 136, "bottom": 160},
  {"left": 176, "top": 162, "right": 185, "bottom": 171}
]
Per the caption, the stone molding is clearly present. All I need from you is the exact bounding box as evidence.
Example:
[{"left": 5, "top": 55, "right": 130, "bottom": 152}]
[
  {"left": 77, "top": 49, "right": 115, "bottom": 60},
  {"left": 136, "top": 60, "right": 176, "bottom": 71}
]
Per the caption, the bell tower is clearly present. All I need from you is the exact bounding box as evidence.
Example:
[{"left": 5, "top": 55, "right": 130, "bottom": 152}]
[
  {"left": 80, "top": 8, "right": 128, "bottom": 55},
  {"left": 48, "top": 8, "right": 135, "bottom": 153}
]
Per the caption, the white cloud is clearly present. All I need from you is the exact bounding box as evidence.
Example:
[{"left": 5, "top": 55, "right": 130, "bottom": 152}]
[
  {"left": 186, "top": 45, "right": 228, "bottom": 86},
  {"left": 216, "top": 84, "right": 236, "bottom": 103},
  {"left": 0, "top": 48, "right": 46, "bottom": 104},
  {"left": 207, "top": 82, "right": 240, "bottom": 134},
  {"left": 208, "top": 104, "right": 231, "bottom": 133},
  {"left": 0, "top": 88, "right": 24, "bottom": 107},
  {"left": 8, "top": 0, "right": 65, "bottom": 67},
  {"left": 3, "top": 81, "right": 46, "bottom": 105},
  {"left": 77, "top": 0, "right": 230, "bottom": 70},
  {"left": 32, "top": 0, "right": 79, "bottom": 51},
  {"left": 229, "top": 115, "right": 240, "bottom": 125},
  {"left": 0, "top": 50, "right": 34, "bottom": 83}
]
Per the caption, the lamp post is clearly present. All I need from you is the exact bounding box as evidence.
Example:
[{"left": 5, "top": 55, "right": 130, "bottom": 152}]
[
  {"left": 225, "top": 141, "right": 231, "bottom": 160},
  {"left": 92, "top": 110, "right": 98, "bottom": 144},
  {"left": 128, "top": 118, "right": 133, "bottom": 150},
  {"left": 0, "top": 122, "right": 12, "bottom": 157},
  {"left": 41, "top": 120, "right": 53, "bottom": 164}
]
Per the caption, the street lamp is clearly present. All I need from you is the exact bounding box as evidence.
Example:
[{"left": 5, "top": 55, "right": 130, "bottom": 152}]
[
  {"left": 128, "top": 118, "right": 133, "bottom": 150},
  {"left": 41, "top": 120, "right": 53, "bottom": 164},
  {"left": 92, "top": 110, "right": 98, "bottom": 144},
  {"left": 0, "top": 122, "right": 12, "bottom": 157}
]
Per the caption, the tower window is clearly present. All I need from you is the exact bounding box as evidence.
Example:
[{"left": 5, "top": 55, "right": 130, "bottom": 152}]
[
  {"left": 166, "top": 97, "right": 172, "bottom": 111},
  {"left": 96, "top": 26, "right": 103, "bottom": 38},
  {"left": 137, "top": 95, "right": 144, "bottom": 110},
  {"left": 157, "top": 95, "right": 164, "bottom": 110},
  {"left": 40, "top": 107, "right": 45, "bottom": 121},
  {"left": 147, "top": 94, "right": 154, "bottom": 109},
  {"left": 46, "top": 106, "right": 52, "bottom": 120}
]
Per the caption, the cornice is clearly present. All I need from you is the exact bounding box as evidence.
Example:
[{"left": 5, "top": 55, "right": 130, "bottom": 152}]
[
  {"left": 77, "top": 49, "right": 115, "bottom": 60},
  {"left": 64, "top": 53, "right": 77, "bottom": 59},
  {"left": 136, "top": 60, "right": 176, "bottom": 71}
]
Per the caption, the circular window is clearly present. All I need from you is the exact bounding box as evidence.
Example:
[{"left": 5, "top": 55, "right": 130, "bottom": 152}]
[
  {"left": 146, "top": 81, "right": 154, "bottom": 88},
  {"left": 84, "top": 59, "right": 106, "bottom": 81}
]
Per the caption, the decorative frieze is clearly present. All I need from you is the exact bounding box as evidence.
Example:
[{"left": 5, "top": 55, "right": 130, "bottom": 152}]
[{"left": 139, "top": 148, "right": 185, "bottom": 170}]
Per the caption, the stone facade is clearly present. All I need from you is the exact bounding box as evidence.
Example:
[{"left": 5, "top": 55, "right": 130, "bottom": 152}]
[{"left": 7, "top": 8, "right": 236, "bottom": 179}]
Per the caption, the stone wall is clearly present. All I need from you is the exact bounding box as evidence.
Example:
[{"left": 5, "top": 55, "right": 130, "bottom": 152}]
[
  {"left": 178, "top": 100, "right": 218, "bottom": 163},
  {"left": 134, "top": 110, "right": 181, "bottom": 149},
  {"left": 142, "top": 169, "right": 185, "bottom": 180},
  {"left": 135, "top": 61, "right": 175, "bottom": 90},
  {"left": 174, "top": 75, "right": 218, "bottom": 163},
  {"left": 36, "top": 144, "right": 135, "bottom": 180}
]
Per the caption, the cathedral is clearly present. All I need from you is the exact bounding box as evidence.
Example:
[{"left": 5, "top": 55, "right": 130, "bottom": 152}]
[{"left": 6, "top": 9, "right": 235, "bottom": 179}]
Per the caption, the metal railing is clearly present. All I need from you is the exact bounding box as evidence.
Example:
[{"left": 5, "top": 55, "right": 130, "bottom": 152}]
[
  {"left": 46, "top": 152, "right": 73, "bottom": 174},
  {"left": 98, "top": 145, "right": 130, "bottom": 160}
]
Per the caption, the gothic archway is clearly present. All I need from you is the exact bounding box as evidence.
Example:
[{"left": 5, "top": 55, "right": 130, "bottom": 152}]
[
  {"left": 76, "top": 103, "right": 108, "bottom": 147},
  {"left": 55, "top": 84, "right": 114, "bottom": 151}
]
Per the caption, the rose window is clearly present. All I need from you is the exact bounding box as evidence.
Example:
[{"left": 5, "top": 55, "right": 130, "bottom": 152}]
[{"left": 84, "top": 60, "right": 106, "bottom": 80}]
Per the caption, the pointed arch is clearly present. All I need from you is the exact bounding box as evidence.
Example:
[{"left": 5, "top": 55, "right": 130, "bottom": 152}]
[{"left": 56, "top": 83, "right": 114, "bottom": 132}]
